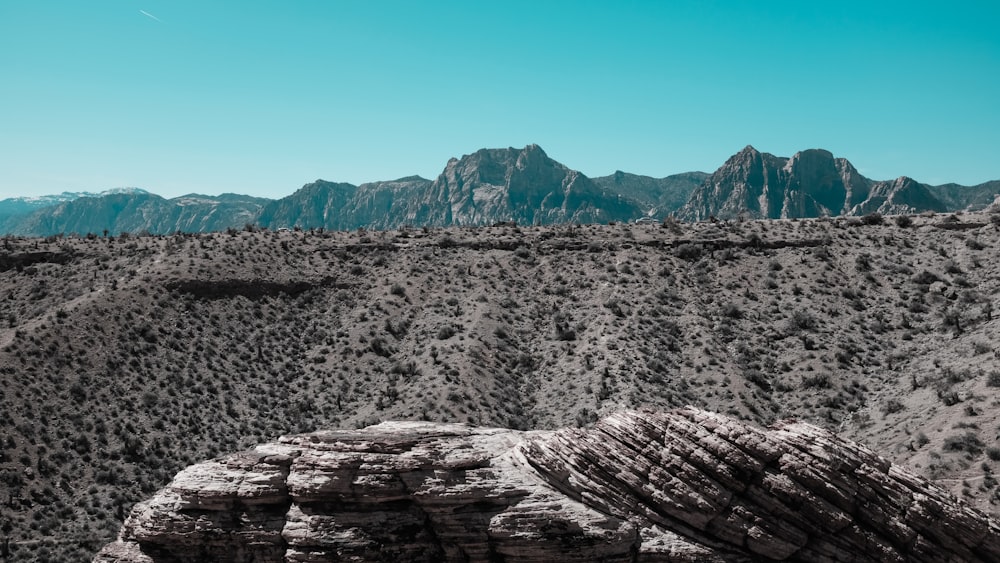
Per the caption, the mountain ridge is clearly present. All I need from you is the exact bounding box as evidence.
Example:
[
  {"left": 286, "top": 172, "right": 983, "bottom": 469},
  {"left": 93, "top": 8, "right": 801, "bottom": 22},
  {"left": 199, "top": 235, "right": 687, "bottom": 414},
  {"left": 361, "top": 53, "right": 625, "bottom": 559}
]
[
  {"left": 2, "top": 145, "right": 997, "bottom": 235},
  {"left": 676, "top": 145, "right": 994, "bottom": 221}
]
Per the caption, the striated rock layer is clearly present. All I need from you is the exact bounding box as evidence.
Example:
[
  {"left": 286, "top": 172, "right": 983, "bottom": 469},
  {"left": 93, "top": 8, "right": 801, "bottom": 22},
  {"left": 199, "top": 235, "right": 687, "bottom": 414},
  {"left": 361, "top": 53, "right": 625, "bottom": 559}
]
[{"left": 95, "top": 407, "right": 1000, "bottom": 562}]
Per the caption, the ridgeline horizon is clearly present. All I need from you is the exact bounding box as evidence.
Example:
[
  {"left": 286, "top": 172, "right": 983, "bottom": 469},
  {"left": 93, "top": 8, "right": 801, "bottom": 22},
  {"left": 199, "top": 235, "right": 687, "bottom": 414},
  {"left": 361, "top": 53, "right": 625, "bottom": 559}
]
[{"left": 1, "top": 144, "right": 998, "bottom": 237}]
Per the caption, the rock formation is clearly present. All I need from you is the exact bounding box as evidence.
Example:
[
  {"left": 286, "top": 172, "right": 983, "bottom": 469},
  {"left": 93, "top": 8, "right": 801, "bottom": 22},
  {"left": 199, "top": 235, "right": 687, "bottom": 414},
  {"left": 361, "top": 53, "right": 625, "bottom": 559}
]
[
  {"left": 5, "top": 145, "right": 998, "bottom": 236},
  {"left": 0, "top": 190, "right": 269, "bottom": 237},
  {"left": 94, "top": 407, "right": 1000, "bottom": 562},
  {"left": 409, "top": 144, "right": 637, "bottom": 227},
  {"left": 676, "top": 145, "right": 977, "bottom": 221},
  {"left": 251, "top": 145, "right": 652, "bottom": 231}
]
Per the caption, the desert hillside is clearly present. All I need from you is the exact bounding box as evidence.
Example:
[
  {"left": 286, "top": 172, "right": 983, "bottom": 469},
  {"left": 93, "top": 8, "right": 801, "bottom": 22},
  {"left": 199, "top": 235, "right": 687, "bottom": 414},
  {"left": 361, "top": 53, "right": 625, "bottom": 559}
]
[{"left": 2, "top": 212, "right": 1000, "bottom": 560}]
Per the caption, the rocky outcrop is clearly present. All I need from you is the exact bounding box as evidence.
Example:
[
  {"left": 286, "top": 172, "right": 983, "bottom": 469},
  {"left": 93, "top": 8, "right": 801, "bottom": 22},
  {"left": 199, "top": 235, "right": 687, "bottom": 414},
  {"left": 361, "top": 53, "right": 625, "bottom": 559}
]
[
  {"left": 94, "top": 407, "right": 1000, "bottom": 562},
  {"left": 260, "top": 146, "right": 652, "bottom": 231},
  {"left": 848, "top": 176, "right": 948, "bottom": 216},
  {"left": 409, "top": 144, "right": 639, "bottom": 226},
  {"left": 677, "top": 146, "right": 967, "bottom": 221},
  {"left": 257, "top": 180, "right": 361, "bottom": 231},
  {"left": 4, "top": 191, "right": 269, "bottom": 236},
  {"left": 679, "top": 146, "right": 872, "bottom": 221}
]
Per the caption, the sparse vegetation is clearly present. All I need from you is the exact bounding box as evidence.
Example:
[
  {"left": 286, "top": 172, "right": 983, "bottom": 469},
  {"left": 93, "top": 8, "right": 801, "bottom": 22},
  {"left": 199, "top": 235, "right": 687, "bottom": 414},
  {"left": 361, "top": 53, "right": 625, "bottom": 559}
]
[{"left": 2, "top": 212, "right": 1000, "bottom": 559}]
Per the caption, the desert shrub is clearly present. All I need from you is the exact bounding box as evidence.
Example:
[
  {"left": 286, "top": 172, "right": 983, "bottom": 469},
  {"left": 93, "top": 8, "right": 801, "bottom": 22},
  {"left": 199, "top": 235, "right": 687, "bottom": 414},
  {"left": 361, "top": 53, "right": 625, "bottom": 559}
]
[
  {"left": 987, "top": 447, "right": 1000, "bottom": 461},
  {"left": 390, "top": 361, "right": 420, "bottom": 378},
  {"left": 790, "top": 310, "right": 817, "bottom": 331},
  {"left": 603, "top": 299, "right": 626, "bottom": 318},
  {"left": 942, "top": 432, "right": 984, "bottom": 455},
  {"left": 912, "top": 270, "right": 942, "bottom": 285},
  {"left": 894, "top": 215, "right": 914, "bottom": 228},
  {"left": 937, "top": 389, "right": 961, "bottom": 406},
  {"left": 943, "top": 260, "right": 963, "bottom": 275},
  {"left": 369, "top": 337, "right": 394, "bottom": 357},
  {"left": 674, "top": 243, "right": 703, "bottom": 261},
  {"left": 141, "top": 391, "right": 159, "bottom": 408},
  {"left": 881, "top": 399, "right": 905, "bottom": 415},
  {"left": 745, "top": 370, "right": 771, "bottom": 392},
  {"left": 855, "top": 253, "right": 872, "bottom": 272},
  {"left": 719, "top": 302, "right": 743, "bottom": 319},
  {"left": 554, "top": 325, "right": 576, "bottom": 341},
  {"left": 801, "top": 373, "right": 831, "bottom": 389},
  {"left": 861, "top": 212, "right": 884, "bottom": 225},
  {"left": 986, "top": 371, "right": 1000, "bottom": 387}
]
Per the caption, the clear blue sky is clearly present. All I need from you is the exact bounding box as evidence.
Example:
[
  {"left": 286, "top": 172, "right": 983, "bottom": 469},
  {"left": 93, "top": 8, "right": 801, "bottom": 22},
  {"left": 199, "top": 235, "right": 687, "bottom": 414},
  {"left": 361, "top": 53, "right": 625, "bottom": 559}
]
[{"left": 1, "top": 1, "right": 998, "bottom": 199}]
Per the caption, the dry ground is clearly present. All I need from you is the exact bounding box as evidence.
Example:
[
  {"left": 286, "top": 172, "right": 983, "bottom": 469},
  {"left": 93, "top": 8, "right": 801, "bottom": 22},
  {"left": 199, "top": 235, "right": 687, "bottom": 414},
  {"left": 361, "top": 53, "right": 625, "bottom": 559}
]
[{"left": 2, "top": 212, "right": 1000, "bottom": 560}]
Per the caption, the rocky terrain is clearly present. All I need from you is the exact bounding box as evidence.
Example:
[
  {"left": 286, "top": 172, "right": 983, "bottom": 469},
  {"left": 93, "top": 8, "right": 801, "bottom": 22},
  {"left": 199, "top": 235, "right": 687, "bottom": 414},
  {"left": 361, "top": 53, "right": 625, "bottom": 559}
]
[
  {"left": 0, "top": 145, "right": 696, "bottom": 237},
  {"left": 3, "top": 212, "right": 1000, "bottom": 560},
  {"left": 0, "top": 190, "right": 269, "bottom": 238},
  {"left": 2, "top": 144, "right": 996, "bottom": 237},
  {"left": 94, "top": 407, "right": 1000, "bottom": 562},
  {"left": 677, "top": 146, "right": 999, "bottom": 221}
]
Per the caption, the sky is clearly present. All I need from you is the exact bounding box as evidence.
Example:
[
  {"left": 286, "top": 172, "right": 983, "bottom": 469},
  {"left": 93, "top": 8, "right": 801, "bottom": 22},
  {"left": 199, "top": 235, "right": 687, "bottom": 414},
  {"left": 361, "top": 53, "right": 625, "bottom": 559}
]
[{"left": 1, "top": 1, "right": 998, "bottom": 199}]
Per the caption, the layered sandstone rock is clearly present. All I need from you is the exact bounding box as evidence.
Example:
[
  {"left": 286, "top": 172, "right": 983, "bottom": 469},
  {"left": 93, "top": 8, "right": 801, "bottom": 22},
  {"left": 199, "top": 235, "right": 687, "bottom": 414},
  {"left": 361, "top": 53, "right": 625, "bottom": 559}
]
[{"left": 94, "top": 408, "right": 1000, "bottom": 562}]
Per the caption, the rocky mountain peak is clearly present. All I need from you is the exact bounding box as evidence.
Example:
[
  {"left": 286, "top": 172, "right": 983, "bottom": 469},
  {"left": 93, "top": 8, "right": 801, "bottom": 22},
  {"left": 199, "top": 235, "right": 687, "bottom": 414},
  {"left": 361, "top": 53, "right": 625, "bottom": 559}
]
[
  {"left": 678, "top": 146, "right": 960, "bottom": 220},
  {"left": 522, "top": 142, "right": 546, "bottom": 155},
  {"left": 514, "top": 143, "right": 555, "bottom": 171},
  {"left": 392, "top": 175, "right": 430, "bottom": 183},
  {"left": 724, "top": 144, "right": 767, "bottom": 168},
  {"left": 410, "top": 144, "right": 633, "bottom": 226},
  {"left": 785, "top": 148, "right": 835, "bottom": 169}
]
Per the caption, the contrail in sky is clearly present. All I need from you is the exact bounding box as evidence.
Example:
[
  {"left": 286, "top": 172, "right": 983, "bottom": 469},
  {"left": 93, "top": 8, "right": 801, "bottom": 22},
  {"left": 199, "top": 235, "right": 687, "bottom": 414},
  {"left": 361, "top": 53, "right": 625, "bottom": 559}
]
[{"left": 139, "top": 10, "right": 163, "bottom": 23}]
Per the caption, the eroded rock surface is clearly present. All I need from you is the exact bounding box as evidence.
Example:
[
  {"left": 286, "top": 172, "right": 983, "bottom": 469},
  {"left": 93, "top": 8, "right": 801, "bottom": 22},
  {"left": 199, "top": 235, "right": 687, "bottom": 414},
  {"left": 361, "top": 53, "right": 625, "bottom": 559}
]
[{"left": 94, "top": 408, "right": 1000, "bottom": 562}]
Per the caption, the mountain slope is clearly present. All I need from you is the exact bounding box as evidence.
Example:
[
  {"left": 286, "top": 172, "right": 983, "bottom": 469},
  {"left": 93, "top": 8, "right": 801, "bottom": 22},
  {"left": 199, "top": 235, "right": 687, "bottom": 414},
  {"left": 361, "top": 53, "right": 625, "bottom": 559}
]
[
  {"left": 591, "top": 170, "right": 708, "bottom": 216},
  {"left": 257, "top": 176, "right": 435, "bottom": 231},
  {"left": 679, "top": 146, "right": 868, "bottom": 220},
  {"left": 677, "top": 146, "right": 986, "bottom": 221},
  {"left": 0, "top": 189, "right": 150, "bottom": 234},
  {"left": 259, "top": 145, "right": 650, "bottom": 230},
  {"left": 4, "top": 214, "right": 1000, "bottom": 560},
  {"left": 848, "top": 176, "right": 948, "bottom": 216},
  {"left": 257, "top": 180, "right": 360, "bottom": 230},
  {"left": 3, "top": 145, "right": 998, "bottom": 236},
  {"left": 407, "top": 144, "right": 642, "bottom": 226},
  {"left": 2, "top": 191, "right": 270, "bottom": 236},
  {"left": 929, "top": 180, "right": 1000, "bottom": 211}
]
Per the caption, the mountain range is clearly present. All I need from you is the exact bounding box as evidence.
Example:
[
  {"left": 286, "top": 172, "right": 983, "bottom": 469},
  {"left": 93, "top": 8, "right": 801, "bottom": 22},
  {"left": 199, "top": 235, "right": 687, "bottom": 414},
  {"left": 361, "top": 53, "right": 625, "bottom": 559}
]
[{"left": 1, "top": 144, "right": 997, "bottom": 236}]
